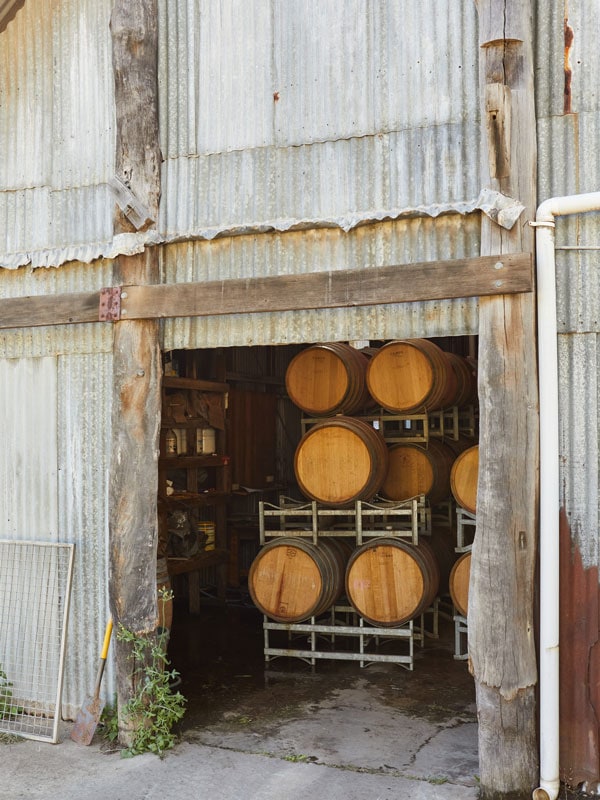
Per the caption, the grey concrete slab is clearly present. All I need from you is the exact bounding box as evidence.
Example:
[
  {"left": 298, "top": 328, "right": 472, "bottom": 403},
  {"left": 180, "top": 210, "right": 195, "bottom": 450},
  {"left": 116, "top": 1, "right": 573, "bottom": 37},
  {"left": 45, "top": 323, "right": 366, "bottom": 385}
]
[{"left": 0, "top": 736, "right": 479, "bottom": 800}]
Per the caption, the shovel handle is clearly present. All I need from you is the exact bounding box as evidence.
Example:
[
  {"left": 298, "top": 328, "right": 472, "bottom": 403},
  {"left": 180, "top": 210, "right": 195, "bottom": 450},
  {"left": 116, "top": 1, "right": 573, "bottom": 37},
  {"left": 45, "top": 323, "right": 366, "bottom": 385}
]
[
  {"left": 92, "top": 619, "right": 113, "bottom": 699},
  {"left": 101, "top": 618, "right": 113, "bottom": 659}
]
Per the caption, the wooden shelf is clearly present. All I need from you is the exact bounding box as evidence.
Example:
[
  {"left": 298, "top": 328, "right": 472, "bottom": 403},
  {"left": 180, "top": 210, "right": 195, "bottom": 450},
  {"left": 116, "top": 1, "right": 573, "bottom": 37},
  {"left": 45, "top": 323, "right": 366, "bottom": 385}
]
[
  {"left": 162, "top": 376, "right": 229, "bottom": 393},
  {"left": 167, "top": 549, "right": 228, "bottom": 577},
  {"left": 161, "top": 490, "right": 230, "bottom": 507}
]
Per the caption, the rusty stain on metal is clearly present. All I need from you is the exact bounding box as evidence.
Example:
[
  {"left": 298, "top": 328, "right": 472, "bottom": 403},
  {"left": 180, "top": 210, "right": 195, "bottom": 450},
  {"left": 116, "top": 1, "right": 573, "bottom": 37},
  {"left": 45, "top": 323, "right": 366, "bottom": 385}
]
[
  {"left": 98, "top": 286, "right": 121, "bottom": 321},
  {"left": 559, "top": 508, "right": 600, "bottom": 788},
  {"left": 564, "top": 16, "right": 574, "bottom": 114},
  {"left": 273, "top": 91, "right": 280, "bottom": 102}
]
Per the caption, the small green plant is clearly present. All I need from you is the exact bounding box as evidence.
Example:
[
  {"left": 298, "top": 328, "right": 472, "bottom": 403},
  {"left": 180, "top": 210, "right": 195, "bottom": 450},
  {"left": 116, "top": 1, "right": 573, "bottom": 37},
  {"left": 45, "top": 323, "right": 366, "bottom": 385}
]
[
  {"left": 284, "top": 753, "right": 312, "bottom": 763},
  {"left": 0, "top": 665, "right": 23, "bottom": 719},
  {"left": 108, "top": 589, "right": 186, "bottom": 758}
]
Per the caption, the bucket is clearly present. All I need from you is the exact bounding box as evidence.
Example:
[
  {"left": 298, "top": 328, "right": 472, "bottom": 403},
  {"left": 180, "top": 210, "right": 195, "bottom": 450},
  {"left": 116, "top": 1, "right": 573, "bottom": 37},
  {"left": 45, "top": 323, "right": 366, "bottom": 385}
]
[
  {"left": 379, "top": 439, "right": 456, "bottom": 505},
  {"left": 294, "top": 416, "right": 389, "bottom": 507},
  {"left": 345, "top": 537, "right": 440, "bottom": 627},
  {"left": 248, "top": 537, "right": 352, "bottom": 623},
  {"left": 450, "top": 444, "right": 479, "bottom": 513},
  {"left": 285, "top": 342, "right": 373, "bottom": 416},
  {"left": 156, "top": 556, "right": 173, "bottom": 635},
  {"left": 449, "top": 551, "right": 471, "bottom": 617},
  {"left": 366, "top": 338, "right": 458, "bottom": 413}
]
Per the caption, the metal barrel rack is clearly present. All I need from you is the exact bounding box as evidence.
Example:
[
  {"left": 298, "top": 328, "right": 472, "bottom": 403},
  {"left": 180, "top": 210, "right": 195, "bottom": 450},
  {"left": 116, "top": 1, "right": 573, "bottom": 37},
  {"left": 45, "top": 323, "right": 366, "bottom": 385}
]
[
  {"left": 453, "top": 506, "right": 476, "bottom": 660},
  {"left": 257, "top": 494, "right": 440, "bottom": 671}
]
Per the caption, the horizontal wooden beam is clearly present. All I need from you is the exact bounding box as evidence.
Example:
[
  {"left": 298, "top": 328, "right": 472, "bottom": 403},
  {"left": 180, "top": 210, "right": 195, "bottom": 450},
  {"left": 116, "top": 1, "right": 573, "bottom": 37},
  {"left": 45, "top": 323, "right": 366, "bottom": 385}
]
[{"left": 0, "top": 253, "right": 532, "bottom": 331}]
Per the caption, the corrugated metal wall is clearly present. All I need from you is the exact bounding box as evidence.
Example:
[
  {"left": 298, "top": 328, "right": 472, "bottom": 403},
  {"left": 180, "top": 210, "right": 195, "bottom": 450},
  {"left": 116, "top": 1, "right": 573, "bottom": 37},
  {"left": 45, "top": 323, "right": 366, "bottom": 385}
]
[
  {"left": 158, "top": 0, "right": 481, "bottom": 241},
  {"left": 0, "top": 0, "right": 114, "bottom": 268},
  {"left": 0, "top": 353, "right": 114, "bottom": 717},
  {"left": 0, "top": 0, "right": 481, "bottom": 269},
  {"left": 537, "top": 0, "right": 600, "bottom": 785}
]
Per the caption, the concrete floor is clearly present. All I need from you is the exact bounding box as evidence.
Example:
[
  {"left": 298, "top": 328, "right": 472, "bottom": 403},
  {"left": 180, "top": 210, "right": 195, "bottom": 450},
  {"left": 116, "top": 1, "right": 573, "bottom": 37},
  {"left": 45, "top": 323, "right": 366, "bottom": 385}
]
[{"left": 1, "top": 600, "right": 482, "bottom": 800}]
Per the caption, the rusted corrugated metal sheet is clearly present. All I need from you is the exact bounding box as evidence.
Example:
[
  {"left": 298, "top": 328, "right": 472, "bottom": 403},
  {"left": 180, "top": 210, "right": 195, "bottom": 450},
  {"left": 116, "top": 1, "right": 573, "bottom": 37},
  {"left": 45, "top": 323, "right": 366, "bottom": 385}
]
[
  {"left": 0, "top": 0, "right": 24, "bottom": 33},
  {"left": 537, "top": 0, "right": 600, "bottom": 782}
]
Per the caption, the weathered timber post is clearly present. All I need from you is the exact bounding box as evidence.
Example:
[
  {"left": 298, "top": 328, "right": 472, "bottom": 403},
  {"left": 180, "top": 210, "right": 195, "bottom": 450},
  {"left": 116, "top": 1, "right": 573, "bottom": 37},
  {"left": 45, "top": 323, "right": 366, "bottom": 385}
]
[
  {"left": 109, "top": 0, "right": 162, "bottom": 745},
  {"left": 471, "top": 1, "right": 539, "bottom": 797}
]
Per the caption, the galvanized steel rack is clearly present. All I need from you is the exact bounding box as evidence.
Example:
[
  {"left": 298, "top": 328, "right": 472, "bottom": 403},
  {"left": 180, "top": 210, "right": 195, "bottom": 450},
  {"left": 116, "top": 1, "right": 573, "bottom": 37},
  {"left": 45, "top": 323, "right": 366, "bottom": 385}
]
[
  {"left": 258, "top": 495, "right": 427, "bottom": 546},
  {"left": 300, "top": 405, "right": 478, "bottom": 444},
  {"left": 453, "top": 506, "right": 475, "bottom": 659},
  {"left": 455, "top": 506, "right": 476, "bottom": 552},
  {"left": 263, "top": 602, "right": 443, "bottom": 671},
  {"left": 257, "top": 495, "right": 442, "bottom": 670}
]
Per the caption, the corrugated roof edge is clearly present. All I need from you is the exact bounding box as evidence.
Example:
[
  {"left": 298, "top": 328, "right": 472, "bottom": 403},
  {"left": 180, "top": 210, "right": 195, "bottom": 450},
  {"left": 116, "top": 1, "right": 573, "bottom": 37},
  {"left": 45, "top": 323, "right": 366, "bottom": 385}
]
[{"left": 0, "top": 196, "right": 495, "bottom": 271}]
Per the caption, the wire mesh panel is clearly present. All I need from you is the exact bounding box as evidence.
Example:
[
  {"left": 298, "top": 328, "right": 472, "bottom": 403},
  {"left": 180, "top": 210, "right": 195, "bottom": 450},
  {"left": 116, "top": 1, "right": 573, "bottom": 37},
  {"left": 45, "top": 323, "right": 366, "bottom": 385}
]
[{"left": 0, "top": 540, "right": 75, "bottom": 743}]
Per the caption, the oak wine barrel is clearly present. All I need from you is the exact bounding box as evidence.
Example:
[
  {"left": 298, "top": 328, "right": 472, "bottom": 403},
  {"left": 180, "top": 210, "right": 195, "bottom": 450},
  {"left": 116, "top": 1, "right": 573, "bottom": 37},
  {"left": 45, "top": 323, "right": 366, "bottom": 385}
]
[
  {"left": 444, "top": 352, "right": 478, "bottom": 408},
  {"left": 345, "top": 537, "right": 440, "bottom": 627},
  {"left": 285, "top": 342, "right": 372, "bottom": 416},
  {"left": 449, "top": 551, "right": 471, "bottom": 617},
  {"left": 450, "top": 444, "right": 479, "bottom": 513},
  {"left": 248, "top": 537, "right": 352, "bottom": 623},
  {"left": 379, "top": 439, "right": 456, "bottom": 505},
  {"left": 366, "top": 338, "right": 458, "bottom": 413},
  {"left": 294, "top": 416, "right": 389, "bottom": 507}
]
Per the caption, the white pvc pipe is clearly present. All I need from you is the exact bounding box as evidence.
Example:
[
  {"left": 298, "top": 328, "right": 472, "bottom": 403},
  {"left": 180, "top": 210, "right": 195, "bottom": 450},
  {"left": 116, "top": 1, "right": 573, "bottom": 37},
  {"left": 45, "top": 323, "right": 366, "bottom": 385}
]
[{"left": 533, "top": 192, "right": 600, "bottom": 800}]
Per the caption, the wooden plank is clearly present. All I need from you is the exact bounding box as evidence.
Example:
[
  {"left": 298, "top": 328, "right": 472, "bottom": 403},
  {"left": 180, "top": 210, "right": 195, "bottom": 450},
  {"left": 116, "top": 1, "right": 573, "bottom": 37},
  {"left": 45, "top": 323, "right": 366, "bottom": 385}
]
[
  {"left": 0, "top": 291, "right": 100, "bottom": 329},
  {"left": 121, "top": 253, "right": 532, "bottom": 319},
  {"left": 0, "top": 253, "right": 532, "bottom": 331},
  {"left": 471, "top": 2, "right": 539, "bottom": 797},
  {"left": 162, "top": 376, "right": 229, "bottom": 393}
]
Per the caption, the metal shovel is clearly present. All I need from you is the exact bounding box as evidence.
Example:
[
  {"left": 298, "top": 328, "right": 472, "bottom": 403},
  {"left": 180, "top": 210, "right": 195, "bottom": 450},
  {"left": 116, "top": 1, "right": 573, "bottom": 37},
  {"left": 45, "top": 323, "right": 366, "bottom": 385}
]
[{"left": 70, "top": 618, "right": 113, "bottom": 745}]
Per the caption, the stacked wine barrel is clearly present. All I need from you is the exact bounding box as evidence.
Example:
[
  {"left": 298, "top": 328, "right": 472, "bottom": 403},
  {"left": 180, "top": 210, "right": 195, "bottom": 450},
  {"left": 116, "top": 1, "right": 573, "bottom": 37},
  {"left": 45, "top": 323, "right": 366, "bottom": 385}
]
[{"left": 249, "top": 339, "right": 479, "bottom": 630}]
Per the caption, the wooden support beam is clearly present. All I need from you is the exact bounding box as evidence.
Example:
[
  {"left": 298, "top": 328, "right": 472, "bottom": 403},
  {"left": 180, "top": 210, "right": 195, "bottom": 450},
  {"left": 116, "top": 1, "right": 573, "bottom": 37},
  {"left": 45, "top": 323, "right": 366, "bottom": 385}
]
[
  {"left": 107, "top": 0, "right": 162, "bottom": 749},
  {"left": 0, "top": 252, "right": 532, "bottom": 331},
  {"left": 472, "top": 2, "right": 539, "bottom": 798}
]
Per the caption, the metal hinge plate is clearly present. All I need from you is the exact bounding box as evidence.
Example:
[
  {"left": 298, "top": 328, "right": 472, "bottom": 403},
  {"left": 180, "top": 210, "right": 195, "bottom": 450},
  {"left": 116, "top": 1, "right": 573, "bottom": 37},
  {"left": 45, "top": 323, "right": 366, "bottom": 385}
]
[{"left": 99, "top": 286, "right": 122, "bottom": 321}]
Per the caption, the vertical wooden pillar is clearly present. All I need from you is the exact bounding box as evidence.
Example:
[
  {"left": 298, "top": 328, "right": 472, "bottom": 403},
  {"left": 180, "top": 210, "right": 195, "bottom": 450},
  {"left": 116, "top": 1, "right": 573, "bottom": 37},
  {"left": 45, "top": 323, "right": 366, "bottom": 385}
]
[
  {"left": 109, "top": 0, "right": 162, "bottom": 744},
  {"left": 472, "top": 1, "right": 539, "bottom": 797}
]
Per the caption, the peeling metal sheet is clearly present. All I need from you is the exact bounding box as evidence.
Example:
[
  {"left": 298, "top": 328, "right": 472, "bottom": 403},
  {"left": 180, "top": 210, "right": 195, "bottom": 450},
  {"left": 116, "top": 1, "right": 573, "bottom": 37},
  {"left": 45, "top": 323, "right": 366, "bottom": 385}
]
[{"left": 1, "top": 199, "right": 484, "bottom": 270}]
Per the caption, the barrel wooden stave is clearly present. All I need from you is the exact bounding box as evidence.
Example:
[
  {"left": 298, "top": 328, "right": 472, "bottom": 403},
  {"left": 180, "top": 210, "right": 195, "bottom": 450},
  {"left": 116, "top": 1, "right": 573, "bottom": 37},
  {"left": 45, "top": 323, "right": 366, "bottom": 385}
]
[
  {"left": 450, "top": 444, "right": 479, "bottom": 513},
  {"left": 449, "top": 551, "right": 471, "bottom": 617},
  {"left": 444, "top": 352, "right": 478, "bottom": 408},
  {"left": 294, "top": 416, "right": 388, "bottom": 507},
  {"left": 248, "top": 537, "right": 351, "bottom": 623},
  {"left": 345, "top": 537, "right": 440, "bottom": 627}
]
